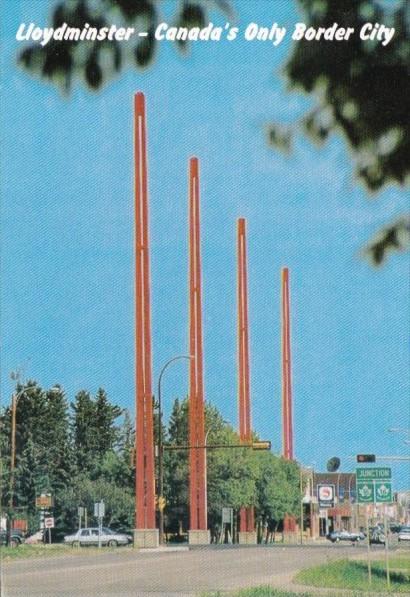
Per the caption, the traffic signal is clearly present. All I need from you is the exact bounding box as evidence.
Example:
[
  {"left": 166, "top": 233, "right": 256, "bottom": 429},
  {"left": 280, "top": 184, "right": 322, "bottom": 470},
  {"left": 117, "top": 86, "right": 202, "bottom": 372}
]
[
  {"left": 252, "top": 441, "right": 271, "bottom": 451},
  {"left": 356, "top": 454, "right": 376, "bottom": 463}
]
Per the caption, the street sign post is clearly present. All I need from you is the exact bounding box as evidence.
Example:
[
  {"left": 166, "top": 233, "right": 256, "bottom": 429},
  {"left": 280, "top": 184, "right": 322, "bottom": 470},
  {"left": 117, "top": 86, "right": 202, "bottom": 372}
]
[
  {"left": 78, "top": 506, "right": 85, "bottom": 530},
  {"left": 356, "top": 466, "right": 393, "bottom": 588},
  {"left": 94, "top": 501, "right": 105, "bottom": 548}
]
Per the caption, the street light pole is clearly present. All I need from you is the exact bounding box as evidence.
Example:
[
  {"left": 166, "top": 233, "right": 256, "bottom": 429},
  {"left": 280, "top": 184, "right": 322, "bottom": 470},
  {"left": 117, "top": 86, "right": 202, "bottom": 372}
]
[{"left": 157, "top": 355, "right": 192, "bottom": 545}]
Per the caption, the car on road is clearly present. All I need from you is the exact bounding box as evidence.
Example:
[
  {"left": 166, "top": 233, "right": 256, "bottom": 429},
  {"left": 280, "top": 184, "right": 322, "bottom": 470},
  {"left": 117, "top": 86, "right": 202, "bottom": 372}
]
[
  {"left": 327, "top": 529, "right": 366, "bottom": 543},
  {"left": 0, "top": 529, "right": 25, "bottom": 547},
  {"left": 64, "top": 527, "right": 132, "bottom": 547},
  {"left": 369, "top": 528, "right": 386, "bottom": 545},
  {"left": 398, "top": 526, "right": 410, "bottom": 542}
]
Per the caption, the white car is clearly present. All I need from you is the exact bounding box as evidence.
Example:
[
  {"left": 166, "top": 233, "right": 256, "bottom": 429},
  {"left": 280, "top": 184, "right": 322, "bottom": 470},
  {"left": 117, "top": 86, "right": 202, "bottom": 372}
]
[
  {"left": 64, "top": 527, "right": 132, "bottom": 547},
  {"left": 398, "top": 526, "right": 410, "bottom": 542}
]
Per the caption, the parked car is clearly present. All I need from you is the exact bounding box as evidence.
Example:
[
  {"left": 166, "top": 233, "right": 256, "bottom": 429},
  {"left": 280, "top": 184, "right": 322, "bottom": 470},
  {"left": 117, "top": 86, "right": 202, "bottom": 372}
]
[
  {"left": 0, "top": 529, "right": 25, "bottom": 547},
  {"left": 369, "top": 528, "right": 386, "bottom": 545},
  {"left": 327, "top": 529, "right": 366, "bottom": 543},
  {"left": 398, "top": 526, "right": 410, "bottom": 542},
  {"left": 63, "top": 527, "right": 132, "bottom": 547},
  {"left": 389, "top": 522, "right": 402, "bottom": 533}
]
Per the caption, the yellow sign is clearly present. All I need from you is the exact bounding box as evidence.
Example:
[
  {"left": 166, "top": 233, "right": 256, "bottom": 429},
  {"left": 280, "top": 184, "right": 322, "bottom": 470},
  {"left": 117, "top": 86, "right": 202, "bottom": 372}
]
[{"left": 156, "top": 496, "right": 166, "bottom": 511}]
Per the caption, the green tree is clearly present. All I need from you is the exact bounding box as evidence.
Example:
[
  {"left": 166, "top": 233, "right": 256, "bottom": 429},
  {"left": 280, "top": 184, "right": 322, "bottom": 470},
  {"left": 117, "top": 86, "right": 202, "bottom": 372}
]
[
  {"left": 270, "top": 0, "right": 410, "bottom": 264},
  {"left": 94, "top": 388, "right": 122, "bottom": 458},
  {"left": 163, "top": 398, "right": 189, "bottom": 537},
  {"left": 71, "top": 390, "right": 97, "bottom": 472}
]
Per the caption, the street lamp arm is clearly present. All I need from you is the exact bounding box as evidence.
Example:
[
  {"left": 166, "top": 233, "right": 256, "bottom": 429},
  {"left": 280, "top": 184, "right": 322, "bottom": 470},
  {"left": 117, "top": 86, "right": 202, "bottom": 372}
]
[{"left": 157, "top": 355, "right": 193, "bottom": 393}]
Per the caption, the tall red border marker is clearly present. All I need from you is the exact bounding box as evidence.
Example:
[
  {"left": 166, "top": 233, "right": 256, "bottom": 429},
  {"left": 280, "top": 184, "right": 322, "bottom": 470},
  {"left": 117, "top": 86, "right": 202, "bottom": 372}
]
[
  {"left": 282, "top": 267, "right": 296, "bottom": 534},
  {"left": 237, "top": 219, "right": 257, "bottom": 544},
  {"left": 134, "top": 93, "right": 158, "bottom": 547},
  {"left": 188, "top": 157, "right": 209, "bottom": 545}
]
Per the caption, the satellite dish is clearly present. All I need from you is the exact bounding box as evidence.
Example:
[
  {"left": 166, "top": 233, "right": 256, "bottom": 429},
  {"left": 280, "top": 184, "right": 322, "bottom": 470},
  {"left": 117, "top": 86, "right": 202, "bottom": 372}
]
[{"left": 327, "top": 457, "right": 341, "bottom": 472}]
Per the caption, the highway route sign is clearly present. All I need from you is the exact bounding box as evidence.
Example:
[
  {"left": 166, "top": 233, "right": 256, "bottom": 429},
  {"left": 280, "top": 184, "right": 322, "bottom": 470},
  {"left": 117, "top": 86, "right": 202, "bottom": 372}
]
[{"left": 356, "top": 468, "right": 392, "bottom": 503}]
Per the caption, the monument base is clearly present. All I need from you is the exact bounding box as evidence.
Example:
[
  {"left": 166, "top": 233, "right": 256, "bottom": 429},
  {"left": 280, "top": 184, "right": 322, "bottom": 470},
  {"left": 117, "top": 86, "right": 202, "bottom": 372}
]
[
  {"left": 238, "top": 531, "right": 257, "bottom": 545},
  {"left": 188, "top": 530, "right": 210, "bottom": 545},
  {"left": 133, "top": 529, "right": 159, "bottom": 548}
]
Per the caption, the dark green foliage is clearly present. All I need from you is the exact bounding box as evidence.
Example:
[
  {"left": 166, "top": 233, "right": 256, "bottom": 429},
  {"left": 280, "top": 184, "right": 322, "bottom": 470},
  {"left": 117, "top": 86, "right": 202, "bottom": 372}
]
[
  {"left": 17, "top": 0, "right": 231, "bottom": 92},
  {"left": 163, "top": 397, "right": 301, "bottom": 540},
  {"left": 270, "top": 0, "right": 410, "bottom": 263},
  {"left": 0, "top": 382, "right": 127, "bottom": 535},
  {"left": 1, "top": 385, "right": 300, "bottom": 540}
]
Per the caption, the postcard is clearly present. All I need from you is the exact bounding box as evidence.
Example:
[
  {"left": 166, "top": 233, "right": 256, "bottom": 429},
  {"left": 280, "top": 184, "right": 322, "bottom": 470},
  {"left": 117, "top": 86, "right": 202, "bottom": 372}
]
[{"left": 1, "top": 1, "right": 409, "bottom": 596}]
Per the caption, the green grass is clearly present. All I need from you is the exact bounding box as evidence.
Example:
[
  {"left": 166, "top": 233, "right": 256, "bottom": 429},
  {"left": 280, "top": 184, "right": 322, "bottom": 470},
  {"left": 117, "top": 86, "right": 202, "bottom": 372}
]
[
  {"left": 295, "top": 557, "right": 410, "bottom": 593},
  {"left": 201, "top": 589, "right": 313, "bottom": 597},
  {"left": 0, "top": 543, "right": 133, "bottom": 561}
]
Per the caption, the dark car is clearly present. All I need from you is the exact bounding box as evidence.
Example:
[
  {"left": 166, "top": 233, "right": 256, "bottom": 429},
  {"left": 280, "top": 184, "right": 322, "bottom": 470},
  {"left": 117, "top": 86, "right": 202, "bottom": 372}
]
[
  {"left": 327, "top": 529, "right": 366, "bottom": 543},
  {"left": 369, "top": 527, "right": 386, "bottom": 544},
  {"left": 0, "top": 529, "right": 25, "bottom": 547}
]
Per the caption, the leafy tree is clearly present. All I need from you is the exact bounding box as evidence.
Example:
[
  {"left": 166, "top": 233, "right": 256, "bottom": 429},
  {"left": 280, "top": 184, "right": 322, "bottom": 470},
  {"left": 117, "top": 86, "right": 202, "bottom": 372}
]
[
  {"left": 270, "top": 0, "right": 410, "bottom": 264},
  {"left": 163, "top": 397, "right": 301, "bottom": 542},
  {"left": 60, "top": 474, "right": 134, "bottom": 531},
  {"left": 18, "top": 0, "right": 231, "bottom": 92}
]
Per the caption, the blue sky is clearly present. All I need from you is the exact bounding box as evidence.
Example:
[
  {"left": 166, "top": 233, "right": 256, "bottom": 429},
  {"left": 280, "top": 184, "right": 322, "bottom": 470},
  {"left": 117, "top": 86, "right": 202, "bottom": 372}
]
[{"left": 1, "top": 1, "right": 409, "bottom": 488}]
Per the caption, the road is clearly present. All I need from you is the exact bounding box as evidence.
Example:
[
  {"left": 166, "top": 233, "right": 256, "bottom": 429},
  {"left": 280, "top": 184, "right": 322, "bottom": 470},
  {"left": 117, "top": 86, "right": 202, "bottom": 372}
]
[{"left": 1, "top": 543, "right": 388, "bottom": 597}]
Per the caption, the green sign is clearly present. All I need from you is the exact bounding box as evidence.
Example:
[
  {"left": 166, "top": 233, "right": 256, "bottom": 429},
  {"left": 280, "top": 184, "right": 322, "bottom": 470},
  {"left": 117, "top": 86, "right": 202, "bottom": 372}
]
[
  {"left": 356, "top": 468, "right": 393, "bottom": 504},
  {"left": 357, "top": 481, "right": 375, "bottom": 503},
  {"left": 375, "top": 481, "right": 392, "bottom": 503},
  {"left": 356, "top": 467, "right": 391, "bottom": 480}
]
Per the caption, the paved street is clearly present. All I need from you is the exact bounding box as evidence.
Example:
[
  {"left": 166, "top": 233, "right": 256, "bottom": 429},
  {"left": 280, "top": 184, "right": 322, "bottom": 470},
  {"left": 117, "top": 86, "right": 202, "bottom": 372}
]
[{"left": 1, "top": 544, "right": 387, "bottom": 597}]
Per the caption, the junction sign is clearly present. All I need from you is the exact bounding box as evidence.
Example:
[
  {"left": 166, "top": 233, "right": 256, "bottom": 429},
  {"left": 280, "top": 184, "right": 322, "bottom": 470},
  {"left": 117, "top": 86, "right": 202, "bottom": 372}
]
[{"left": 356, "top": 467, "right": 392, "bottom": 504}]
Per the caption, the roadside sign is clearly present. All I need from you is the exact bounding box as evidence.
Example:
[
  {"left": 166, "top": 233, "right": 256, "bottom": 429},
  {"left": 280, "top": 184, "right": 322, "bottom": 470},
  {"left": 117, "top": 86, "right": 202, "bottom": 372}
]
[
  {"left": 35, "top": 494, "right": 53, "bottom": 509},
  {"left": 222, "top": 508, "right": 233, "bottom": 524},
  {"left": 317, "top": 484, "right": 335, "bottom": 508},
  {"left": 94, "top": 501, "right": 105, "bottom": 518},
  {"left": 44, "top": 517, "right": 54, "bottom": 529},
  {"left": 375, "top": 482, "right": 392, "bottom": 503},
  {"left": 78, "top": 506, "right": 85, "bottom": 517},
  {"left": 356, "top": 467, "right": 391, "bottom": 480},
  {"left": 356, "top": 468, "right": 393, "bottom": 504},
  {"left": 357, "top": 481, "right": 375, "bottom": 503}
]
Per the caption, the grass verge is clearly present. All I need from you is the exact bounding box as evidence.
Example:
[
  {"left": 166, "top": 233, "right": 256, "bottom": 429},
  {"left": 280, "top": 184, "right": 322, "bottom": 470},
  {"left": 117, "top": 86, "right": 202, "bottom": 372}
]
[
  {"left": 295, "top": 556, "right": 410, "bottom": 593},
  {"left": 0, "top": 544, "right": 132, "bottom": 561},
  {"left": 202, "top": 589, "right": 313, "bottom": 597}
]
